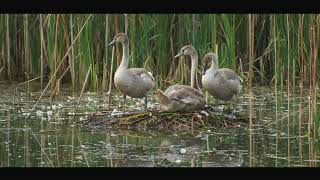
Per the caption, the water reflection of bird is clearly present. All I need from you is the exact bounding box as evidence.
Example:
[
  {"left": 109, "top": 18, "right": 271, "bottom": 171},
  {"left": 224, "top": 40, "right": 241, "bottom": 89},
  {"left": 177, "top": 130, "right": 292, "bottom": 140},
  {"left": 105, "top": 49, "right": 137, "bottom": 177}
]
[
  {"left": 201, "top": 150, "right": 244, "bottom": 167},
  {"left": 156, "top": 45, "right": 205, "bottom": 112},
  {"left": 117, "top": 159, "right": 154, "bottom": 167},
  {"left": 157, "top": 134, "right": 244, "bottom": 167},
  {"left": 108, "top": 33, "right": 154, "bottom": 110}
]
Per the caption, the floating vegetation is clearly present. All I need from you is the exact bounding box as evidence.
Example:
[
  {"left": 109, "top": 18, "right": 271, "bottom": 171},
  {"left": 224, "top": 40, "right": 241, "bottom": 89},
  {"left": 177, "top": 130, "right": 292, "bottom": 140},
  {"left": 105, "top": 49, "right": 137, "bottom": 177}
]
[{"left": 80, "top": 105, "right": 261, "bottom": 132}]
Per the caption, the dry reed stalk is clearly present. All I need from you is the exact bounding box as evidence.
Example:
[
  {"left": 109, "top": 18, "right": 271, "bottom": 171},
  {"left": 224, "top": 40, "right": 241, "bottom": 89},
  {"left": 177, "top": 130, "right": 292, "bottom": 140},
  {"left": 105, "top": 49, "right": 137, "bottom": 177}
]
[
  {"left": 60, "top": 15, "right": 73, "bottom": 92},
  {"left": 41, "top": 15, "right": 49, "bottom": 71},
  {"left": 24, "top": 125, "right": 30, "bottom": 167},
  {"left": 6, "top": 14, "right": 11, "bottom": 80},
  {"left": 124, "top": 14, "right": 128, "bottom": 34},
  {"left": 40, "top": 14, "right": 44, "bottom": 88},
  {"left": 29, "top": 119, "right": 54, "bottom": 167},
  {"left": 55, "top": 117, "right": 60, "bottom": 166},
  {"left": 108, "top": 46, "right": 115, "bottom": 108},
  {"left": 273, "top": 14, "right": 278, "bottom": 120},
  {"left": 70, "top": 14, "right": 75, "bottom": 90},
  {"left": 311, "top": 14, "right": 318, "bottom": 141},
  {"left": 308, "top": 16, "right": 315, "bottom": 134},
  {"left": 103, "top": 14, "right": 109, "bottom": 90},
  {"left": 24, "top": 72, "right": 30, "bottom": 97},
  {"left": 192, "top": 14, "right": 196, "bottom": 44},
  {"left": 307, "top": 16, "right": 314, "bottom": 166},
  {"left": 298, "top": 15, "right": 303, "bottom": 92},
  {"left": 286, "top": 14, "right": 291, "bottom": 166},
  {"left": 298, "top": 81, "right": 303, "bottom": 164},
  {"left": 6, "top": 108, "right": 10, "bottom": 166},
  {"left": 24, "top": 14, "right": 30, "bottom": 76},
  {"left": 52, "top": 15, "right": 60, "bottom": 90},
  {"left": 73, "top": 64, "right": 92, "bottom": 120},
  {"left": 56, "top": 65, "right": 70, "bottom": 94},
  {"left": 115, "top": 15, "right": 120, "bottom": 66},
  {"left": 248, "top": 14, "right": 254, "bottom": 129},
  {"left": 272, "top": 15, "right": 280, "bottom": 166},
  {"left": 249, "top": 128, "right": 254, "bottom": 167},
  {"left": 75, "top": 127, "right": 90, "bottom": 167},
  {"left": 17, "top": 77, "right": 40, "bottom": 86},
  {"left": 0, "top": 66, "right": 4, "bottom": 75},
  {"left": 71, "top": 125, "right": 75, "bottom": 167}
]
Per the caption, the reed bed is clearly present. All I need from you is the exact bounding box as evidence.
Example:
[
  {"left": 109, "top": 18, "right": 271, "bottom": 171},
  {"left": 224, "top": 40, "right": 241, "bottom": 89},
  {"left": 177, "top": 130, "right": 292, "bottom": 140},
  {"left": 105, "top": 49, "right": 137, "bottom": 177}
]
[
  {"left": 0, "top": 14, "right": 318, "bottom": 129},
  {"left": 0, "top": 14, "right": 317, "bottom": 88}
]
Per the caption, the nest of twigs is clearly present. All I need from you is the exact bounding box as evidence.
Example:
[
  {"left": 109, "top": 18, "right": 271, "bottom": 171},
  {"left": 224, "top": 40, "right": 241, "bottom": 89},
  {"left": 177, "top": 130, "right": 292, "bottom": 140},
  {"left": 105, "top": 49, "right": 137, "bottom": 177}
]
[{"left": 80, "top": 105, "right": 261, "bottom": 132}]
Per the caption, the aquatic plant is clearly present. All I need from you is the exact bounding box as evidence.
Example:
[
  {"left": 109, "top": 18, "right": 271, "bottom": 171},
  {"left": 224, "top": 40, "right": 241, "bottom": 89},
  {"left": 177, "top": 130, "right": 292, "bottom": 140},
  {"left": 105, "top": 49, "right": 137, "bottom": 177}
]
[{"left": 0, "top": 14, "right": 317, "bottom": 90}]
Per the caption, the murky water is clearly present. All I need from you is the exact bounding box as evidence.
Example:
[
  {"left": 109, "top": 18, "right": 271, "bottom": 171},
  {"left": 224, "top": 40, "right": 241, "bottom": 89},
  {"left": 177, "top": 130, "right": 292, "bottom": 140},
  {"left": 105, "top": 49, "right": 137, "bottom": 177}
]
[{"left": 0, "top": 82, "right": 319, "bottom": 167}]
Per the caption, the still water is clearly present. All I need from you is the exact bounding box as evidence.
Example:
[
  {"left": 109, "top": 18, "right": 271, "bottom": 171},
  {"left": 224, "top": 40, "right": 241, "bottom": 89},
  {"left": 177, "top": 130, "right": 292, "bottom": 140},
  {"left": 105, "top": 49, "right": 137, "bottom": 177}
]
[{"left": 0, "top": 82, "right": 319, "bottom": 167}]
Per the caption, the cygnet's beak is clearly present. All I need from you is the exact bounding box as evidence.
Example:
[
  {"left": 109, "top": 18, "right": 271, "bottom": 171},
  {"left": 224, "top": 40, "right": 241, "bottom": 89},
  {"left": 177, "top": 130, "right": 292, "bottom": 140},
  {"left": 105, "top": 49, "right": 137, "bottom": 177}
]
[
  {"left": 202, "top": 64, "right": 209, "bottom": 75},
  {"left": 108, "top": 40, "right": 116, "bottom": 46},
  {"left": 174, "top": 51, "right": 183, "bottom": 58}
]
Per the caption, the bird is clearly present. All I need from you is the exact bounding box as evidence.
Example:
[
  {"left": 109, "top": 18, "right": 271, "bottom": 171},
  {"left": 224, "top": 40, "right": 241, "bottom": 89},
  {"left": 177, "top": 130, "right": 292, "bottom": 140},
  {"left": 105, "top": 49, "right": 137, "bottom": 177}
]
[
  {"left": 156, "top": 45, "right": 205, "bottom": 112},
  {"left": 108, "top": 33, "right": 154, "bottom": 110},
  {"left": 201, "top": 52, "right": 242, "bottom": 108}
]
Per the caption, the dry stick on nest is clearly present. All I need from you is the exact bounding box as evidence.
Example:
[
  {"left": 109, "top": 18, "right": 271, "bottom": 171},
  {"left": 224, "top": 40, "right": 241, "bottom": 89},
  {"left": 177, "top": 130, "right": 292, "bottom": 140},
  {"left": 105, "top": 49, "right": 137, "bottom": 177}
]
[
  {"left": 108, "top": 46, "right": 115, "bottom": 109},
  {"left": 73, "top": 64, "right": 92, "bottom": 120},
  {"left": 25, "top": 14, "right": 92, "bottom": 121},
  {"left": 0, "top": 66, "right": 4, "bottom": 74}
]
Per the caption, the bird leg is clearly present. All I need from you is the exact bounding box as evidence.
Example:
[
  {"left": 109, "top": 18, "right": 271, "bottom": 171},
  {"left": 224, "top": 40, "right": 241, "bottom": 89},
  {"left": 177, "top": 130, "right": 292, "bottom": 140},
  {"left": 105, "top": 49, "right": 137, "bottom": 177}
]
[
  {"left": 123, "top": 94, "right": 126, "bottom": 110},
  {"left": 226, "top": 97, "right": 240, "bottom": 119},
  {"left": 205, "top": 91, "right": 209, "bottom": 105},
  {"left": 144, "top": 96, "right": 148, "bottom": 110},
  {"left": 215, "top": 99, "right": 219, "bottom": 106}
]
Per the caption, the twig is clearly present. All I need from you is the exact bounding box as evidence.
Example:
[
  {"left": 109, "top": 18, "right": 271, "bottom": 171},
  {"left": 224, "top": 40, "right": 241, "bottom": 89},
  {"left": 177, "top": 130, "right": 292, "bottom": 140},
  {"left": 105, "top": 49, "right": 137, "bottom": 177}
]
[
  {"left": 73, "top": 64, "right": 92, "bottom": 120},
  {"left": 16, "top": 76, "right": 40, "bottom": 86},
  {"left": 0, "top": 66, "right": 4, "bottom": 74},
  {"left": 108, "top": 46, "right": 115, "bottom": 108},
  {"left": 58, "top": 65, "right": 70, "bottom": 81}
]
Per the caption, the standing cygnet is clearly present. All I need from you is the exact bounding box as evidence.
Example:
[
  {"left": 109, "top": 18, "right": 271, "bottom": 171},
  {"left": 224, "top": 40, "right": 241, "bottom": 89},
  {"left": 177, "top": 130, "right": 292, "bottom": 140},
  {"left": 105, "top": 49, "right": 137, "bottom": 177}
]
[
  {"left": 108, "top": 33, "right": 154, "bottom": 110},
  {"left": 156, "top": 45, "right": 205, "bottom": 112},
  {"left": 202, "top": 52, "right": 242, "bottom": 105}
]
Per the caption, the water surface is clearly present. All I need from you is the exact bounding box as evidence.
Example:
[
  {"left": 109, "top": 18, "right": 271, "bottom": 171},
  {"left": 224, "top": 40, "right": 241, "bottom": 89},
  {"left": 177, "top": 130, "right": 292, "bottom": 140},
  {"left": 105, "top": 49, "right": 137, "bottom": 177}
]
[{"left": 0, "top": 82, "right": 319, "bottom": 167}]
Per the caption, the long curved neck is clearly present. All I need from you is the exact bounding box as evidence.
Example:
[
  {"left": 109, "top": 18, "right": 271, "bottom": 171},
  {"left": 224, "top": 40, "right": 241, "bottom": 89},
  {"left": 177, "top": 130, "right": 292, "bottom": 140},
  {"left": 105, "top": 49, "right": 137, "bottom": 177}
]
[
  {"left": 119, "top": 39, "right": 129, "bottom": 70},
  {"left": 190, "top": 52, "right": 200, "bottom": 90},
  {"left": 210, "top": 57, "right": 218, "bottom": 73}
]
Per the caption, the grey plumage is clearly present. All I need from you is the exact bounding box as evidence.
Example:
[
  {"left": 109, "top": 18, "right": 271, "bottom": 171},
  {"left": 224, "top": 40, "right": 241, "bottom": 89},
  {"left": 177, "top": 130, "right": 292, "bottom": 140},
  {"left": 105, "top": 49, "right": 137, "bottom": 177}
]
[
  {"left": 114, "top": 68, "right": 154, "bottom": 98},
  {"left": 202, "top": 53, "right": 242, "bottom": 102},
  {"left": 109, "top": 33, "right": 154, "bottom": 109},
  {"left": 157, "top": 45, "right": 205, "bottom": 112}
]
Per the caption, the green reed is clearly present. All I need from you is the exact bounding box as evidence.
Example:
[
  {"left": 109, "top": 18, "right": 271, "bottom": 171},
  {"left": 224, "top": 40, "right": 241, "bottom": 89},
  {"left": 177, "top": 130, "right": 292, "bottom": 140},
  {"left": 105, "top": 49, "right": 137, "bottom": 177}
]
[{"left": 0, "top": 14, "right": 317, "bottom": 96}]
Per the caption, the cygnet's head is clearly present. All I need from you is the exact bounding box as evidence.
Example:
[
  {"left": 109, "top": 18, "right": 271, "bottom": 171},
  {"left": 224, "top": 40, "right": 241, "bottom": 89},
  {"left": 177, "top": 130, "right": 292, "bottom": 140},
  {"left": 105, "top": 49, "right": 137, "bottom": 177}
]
[
  {"left": 202, "top": 52, "right": 218, "bottom": 75},
  {"left": 174, "top": 45, "right": 197, "bottom": 58},
  {"left": 108, "top": 33, "right": 128, "bottom": 46}
]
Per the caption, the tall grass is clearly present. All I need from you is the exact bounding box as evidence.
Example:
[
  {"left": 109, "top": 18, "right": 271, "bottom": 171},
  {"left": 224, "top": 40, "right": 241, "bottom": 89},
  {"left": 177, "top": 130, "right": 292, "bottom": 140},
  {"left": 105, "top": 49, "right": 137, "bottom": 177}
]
[{"left": 0, "top": 14, "right": 318, "bottom": 92}]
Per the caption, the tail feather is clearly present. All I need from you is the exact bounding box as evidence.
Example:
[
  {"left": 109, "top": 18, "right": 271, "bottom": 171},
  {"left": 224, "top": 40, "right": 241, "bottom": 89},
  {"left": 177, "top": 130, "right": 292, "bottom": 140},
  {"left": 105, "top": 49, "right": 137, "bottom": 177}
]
[{"left": 156, "top": 89, "right": 170, "bottom": 104}]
